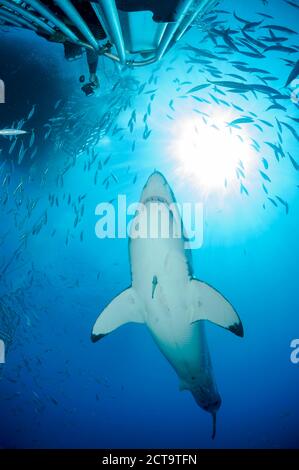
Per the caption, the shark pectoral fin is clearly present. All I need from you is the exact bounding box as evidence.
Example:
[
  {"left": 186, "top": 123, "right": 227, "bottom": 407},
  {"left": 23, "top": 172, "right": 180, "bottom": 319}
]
[
  {"left": 91, "top": 287, "right": 144, "bottom": 342},
  {"left": 189, "top": 279, "right": 244, "bottom": 337}
]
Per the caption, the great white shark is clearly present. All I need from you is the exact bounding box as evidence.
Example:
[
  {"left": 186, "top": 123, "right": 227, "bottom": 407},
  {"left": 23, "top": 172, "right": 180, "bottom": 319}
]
[{"left": 92, "top": 171, "right": 243, "bottom": 438}]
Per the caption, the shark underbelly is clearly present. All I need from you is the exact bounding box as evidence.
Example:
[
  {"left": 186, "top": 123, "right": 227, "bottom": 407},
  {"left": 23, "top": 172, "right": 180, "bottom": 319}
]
[
  {"left": 131, "top": 236, "right": 211, "bottom": 390},
  {"left": 147, "top": 312, "right": 209, "bottom": 388}
]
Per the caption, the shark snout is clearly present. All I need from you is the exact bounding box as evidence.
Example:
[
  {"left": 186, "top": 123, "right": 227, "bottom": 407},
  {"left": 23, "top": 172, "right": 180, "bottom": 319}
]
[
  {"left": 146, "top": 171, "right": 168, "bottom": 187},
  {"left": 141, "top": 171, "right": 175, "bottom": 206}
]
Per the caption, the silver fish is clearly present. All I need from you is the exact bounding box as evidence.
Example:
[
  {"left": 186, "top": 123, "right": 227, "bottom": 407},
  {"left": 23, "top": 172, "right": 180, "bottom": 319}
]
[{"left": 0, "top": 129, "right": 27, "bottom": 136}]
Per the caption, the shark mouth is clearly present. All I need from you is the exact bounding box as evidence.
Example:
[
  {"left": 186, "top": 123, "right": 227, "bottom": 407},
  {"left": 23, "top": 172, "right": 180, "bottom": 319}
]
[{"left": 143, "top": 196, "right": 170, "bottom": 206}]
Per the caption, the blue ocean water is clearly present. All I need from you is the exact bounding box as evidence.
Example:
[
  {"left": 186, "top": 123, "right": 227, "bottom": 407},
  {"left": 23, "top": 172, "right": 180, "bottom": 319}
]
[{"left": 0, "top": 0, "right": 298, "bottom": 449}]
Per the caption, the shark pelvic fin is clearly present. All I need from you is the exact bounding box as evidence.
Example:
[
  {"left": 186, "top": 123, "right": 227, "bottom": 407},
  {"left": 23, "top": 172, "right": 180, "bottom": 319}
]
[
  {"left": 189, "top": 279, "right": 244, "bottom": 337},
  {"left": 91, "top": 287, "right": 144, "bottom": 342}
]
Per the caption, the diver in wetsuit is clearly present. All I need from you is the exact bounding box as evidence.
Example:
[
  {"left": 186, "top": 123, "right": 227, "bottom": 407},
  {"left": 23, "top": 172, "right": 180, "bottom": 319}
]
[
  {"left": 85, "top": 41, "right": 112, "bottom": 90},
  {"left": 86, "top": 48, "right": 100, "bottom": 88}
]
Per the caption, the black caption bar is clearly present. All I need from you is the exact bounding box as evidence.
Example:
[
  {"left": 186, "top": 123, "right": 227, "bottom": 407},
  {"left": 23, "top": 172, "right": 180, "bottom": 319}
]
[{"left": 0, "top": 450, "right": 298, "bottom": 466}]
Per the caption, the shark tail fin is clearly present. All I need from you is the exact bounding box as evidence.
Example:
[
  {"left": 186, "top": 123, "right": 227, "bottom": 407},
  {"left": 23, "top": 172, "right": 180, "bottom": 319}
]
[
  {"left": 211, "top": 411, "right": 217, "bottom": 440},
  {"left": 91, "top": 287, "right": 144, "bottom": 342},
  {"left": 189, "top": 279, "right": 244, "bottom": 337}
]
